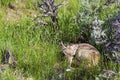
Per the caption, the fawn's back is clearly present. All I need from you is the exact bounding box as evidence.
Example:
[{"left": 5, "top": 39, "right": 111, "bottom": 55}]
[
  {"left": 75, "top": 43, "right": 100, "bottom": 66},
  {"left": 61, "top": 42, "right": 100, "bottom": 71}
]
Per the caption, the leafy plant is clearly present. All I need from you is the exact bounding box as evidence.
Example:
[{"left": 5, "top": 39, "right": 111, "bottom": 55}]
[
  {"left": 105, "top": 0, "right": 119, "bottom": 6},
  {"left": 105, "top": 12, "right": 120, "bottom": 62},
  {"left": 76, "top": 0, "right": 103, "bottom": 42},
  {"left": 90, "top": 16, "right": 107, "bottom": 44}
]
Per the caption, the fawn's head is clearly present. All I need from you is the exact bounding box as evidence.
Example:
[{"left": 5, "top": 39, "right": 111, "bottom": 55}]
[{"left": 60, "top": 42, "right": 78, "bottom": 57}]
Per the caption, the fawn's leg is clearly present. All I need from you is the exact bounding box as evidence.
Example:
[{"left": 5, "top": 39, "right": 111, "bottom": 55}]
[{"left": 66, "top": 56, "right": 73, "bottom": 71}]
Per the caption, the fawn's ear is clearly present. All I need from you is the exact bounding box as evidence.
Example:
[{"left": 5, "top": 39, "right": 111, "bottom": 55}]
[{"left": 60, "top": 41, "right": 66, "bottom": 50}]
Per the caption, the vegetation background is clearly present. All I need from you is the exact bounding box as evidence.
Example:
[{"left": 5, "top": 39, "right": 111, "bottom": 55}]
[{"left": 0, "top": 0, "right": 120, "bottom": 80}]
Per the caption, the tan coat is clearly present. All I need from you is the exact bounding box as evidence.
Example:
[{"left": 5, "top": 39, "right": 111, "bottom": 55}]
[{"left": 61, "top": 42, "right": 100, "bottom": 71}]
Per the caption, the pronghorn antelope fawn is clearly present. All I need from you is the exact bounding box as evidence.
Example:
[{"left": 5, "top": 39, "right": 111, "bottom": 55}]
[{"left": 60, "top": 42, "right": 100, "bottom": 71}]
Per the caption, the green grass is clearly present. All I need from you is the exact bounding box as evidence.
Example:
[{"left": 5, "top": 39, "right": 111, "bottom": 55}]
[{"left": 0, "top": 0, "right": 120, "bottom": 80}]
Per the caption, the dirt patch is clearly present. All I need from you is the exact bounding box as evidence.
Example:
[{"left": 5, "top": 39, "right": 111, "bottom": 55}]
[
  {"left": 5, "top": 8, "right": 38, "bottom": 22},
  {"left": 3, "top": 0, "right": 38, "bottom": 23}
]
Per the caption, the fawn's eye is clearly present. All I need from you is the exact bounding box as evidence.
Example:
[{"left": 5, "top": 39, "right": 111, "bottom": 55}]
[{"left": 73, "top": 55, "right": 76, "bottom": 58}]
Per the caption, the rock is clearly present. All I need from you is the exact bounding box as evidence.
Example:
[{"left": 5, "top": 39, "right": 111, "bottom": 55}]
[
  {"left": 96, "top": 69, "right": 120, "bottom": 80},
  {"left": 1, "top": 49, "right": 17, "bottom": 68}
]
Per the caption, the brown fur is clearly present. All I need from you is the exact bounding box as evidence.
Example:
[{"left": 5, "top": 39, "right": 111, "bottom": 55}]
[{"left": 61, "top": 42, "right": 100, "bottom": 70}]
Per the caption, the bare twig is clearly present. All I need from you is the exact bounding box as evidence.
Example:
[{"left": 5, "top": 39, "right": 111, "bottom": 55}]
[{"left": 37, "top": 0, "right": 69, "bottom": 30}]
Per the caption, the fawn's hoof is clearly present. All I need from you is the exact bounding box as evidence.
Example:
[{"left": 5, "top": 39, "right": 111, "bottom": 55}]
[
  {"left": 66, "top": 69, "right": 71, "bottom": 72},
  {"left": 66, "top": 67, "right": 75, "bottom": 72}
]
